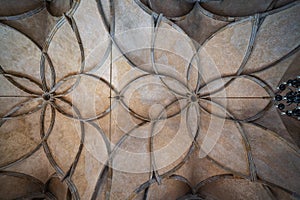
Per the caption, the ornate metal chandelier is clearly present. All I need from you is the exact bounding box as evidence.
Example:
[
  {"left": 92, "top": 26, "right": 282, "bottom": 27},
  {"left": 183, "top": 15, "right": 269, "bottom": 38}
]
[{"left": 275, "top": 76, "right": 300, "bottom": 120}]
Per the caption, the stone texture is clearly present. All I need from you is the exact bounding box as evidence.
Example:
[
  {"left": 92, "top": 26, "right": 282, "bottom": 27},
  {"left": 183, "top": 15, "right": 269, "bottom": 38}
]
[
  {"left": 200, "top": 0, "right": 273, "bottom": 17},
  {"left": 0, "top": 0, "right": 299, "bottom": 199},
  {"left": 244, "top": 123, "right": 300, "bottom": 193},
  {"left": 0, "top": 0, "right": 42, "bottom": 16},
  {"left": 198, "top": 19, "right": 252, "bottom": 83},
  {"left": 176, "top": 3, "right": 229, "bottom": 44},
  {"left": 0, "top": 23, "right": 42, "bottom": 81},
  {"left": 3, "top": 9, "right": 57, "bottom": 47},
  {"left": 198, "top": 178, "right": 271, "bottom": 200},
  {"left": 0, "top": 111, "right": 41, "bottom": 167},
  {"left": 147, "top": 0, "right": 194, "bottom": 18},
  {"left": 0, "top": 173, "right": 42, "bottom": 199},
  {"left": 243, "top": 4, "right": 300, "bottom": 73}
]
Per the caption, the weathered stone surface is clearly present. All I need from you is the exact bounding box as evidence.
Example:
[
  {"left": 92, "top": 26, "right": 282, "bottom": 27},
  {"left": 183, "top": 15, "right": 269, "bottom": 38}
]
[
  {"left": 200, "top": 0, "right": 273, "bottom": 17},
  {"left": 147, "top": 0, "right": 194, "bottom": 18},
  {"left": 0, "top": 0, "right": 299, "bottom": 199},
  {"left": 199, "top": 113, "right": 249, "bottom": 175},
  {"left": 46, "top": 0, "right": 72, "bottom": 17},
  {"left": 244, "top": 123, "right": 300, "bottom": 193},
  {"left": 243, "top": 4, "right": 300, "bottom": 73},
  {"left": 198, "top": 19, "right": 252, "bottom": 83},
  {"left": 7, "top": 148, "right": 53, "bottom": 183},
  {"left": 199, "top": 178, "right": 271, "bottom": 200},
  {"left": 0, "top": 174, "right": 42, "bottom": 199},
  {"left": 148, "top": 178, "right": 191, "bottom": 200},
  {"left": 0, "top": 111, "right": 40, "bottom": 166},
  {"left": 47, "top": 22, "right": 81, "bottom": 82},
  {"left": 46, "top": 111, "right": 81, "bottom": 173},
  {"left": 0, "top": 0, "right": 42, "bottom": 17},
  {"left": 176, "top": 3, "right": 228, "bottom": 44},
  {"left": 0, "top": 23, "right": 42, "bottom": 81},
  {"left": 3, "top": 9, "right": 57, "bottom": 47}
]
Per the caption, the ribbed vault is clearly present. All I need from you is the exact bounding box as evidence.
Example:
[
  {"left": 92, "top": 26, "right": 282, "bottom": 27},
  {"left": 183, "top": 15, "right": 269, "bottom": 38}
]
[{"left": 0, "top": 0, "right": 299, "bottom": 199}]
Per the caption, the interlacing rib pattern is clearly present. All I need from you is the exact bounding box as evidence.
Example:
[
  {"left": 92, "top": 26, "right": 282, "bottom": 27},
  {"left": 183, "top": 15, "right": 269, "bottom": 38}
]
[{"left": 0, "top": 0, "right": 299, "bottom": 199}]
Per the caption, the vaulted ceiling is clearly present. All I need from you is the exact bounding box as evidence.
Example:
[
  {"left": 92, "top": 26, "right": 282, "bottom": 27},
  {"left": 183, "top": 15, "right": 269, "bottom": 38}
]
[{"left": 0, "top": 0, "right": 299, "bottom": 199}]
